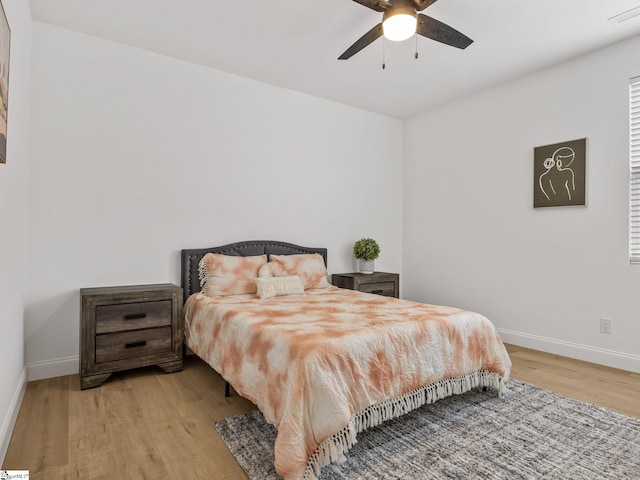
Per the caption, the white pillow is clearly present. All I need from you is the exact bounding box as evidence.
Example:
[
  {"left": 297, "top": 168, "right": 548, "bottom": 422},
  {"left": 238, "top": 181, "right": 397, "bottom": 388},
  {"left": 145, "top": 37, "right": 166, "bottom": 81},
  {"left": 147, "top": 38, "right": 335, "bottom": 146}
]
[{"left": 255, "top": 275, "right": 305, "bottom": 300}]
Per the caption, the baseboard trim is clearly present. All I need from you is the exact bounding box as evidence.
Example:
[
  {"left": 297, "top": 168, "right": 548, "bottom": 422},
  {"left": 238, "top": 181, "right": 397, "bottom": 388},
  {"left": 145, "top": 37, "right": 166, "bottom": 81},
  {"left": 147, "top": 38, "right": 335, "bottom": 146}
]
[
  {"left": 498, "top": 328, "right": 640, "bottom": 374},
  {"left": 21, "top": 332, "right": 640, "bottom": 381},
  {"left": 0, "top": 366, "right": 27, "bottom": 465},
  {"left": 27, "top": 356, "right": 79, "bottom": 382}
]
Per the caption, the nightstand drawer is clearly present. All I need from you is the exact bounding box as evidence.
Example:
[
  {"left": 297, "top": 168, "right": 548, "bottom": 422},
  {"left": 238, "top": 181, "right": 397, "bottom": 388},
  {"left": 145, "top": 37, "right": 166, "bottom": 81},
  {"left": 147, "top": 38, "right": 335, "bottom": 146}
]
[
  {"left": 96, "top": 326, "right": 172, "bottom": 363},
  {"left": 96, "top": 300, "right": 172, "bottom": 334},
  {"left": 359, "top": 281, "right": 396, "bottom": 297},
  {"left": 332, "top": 272, "right": 399, "bottom": 298}
]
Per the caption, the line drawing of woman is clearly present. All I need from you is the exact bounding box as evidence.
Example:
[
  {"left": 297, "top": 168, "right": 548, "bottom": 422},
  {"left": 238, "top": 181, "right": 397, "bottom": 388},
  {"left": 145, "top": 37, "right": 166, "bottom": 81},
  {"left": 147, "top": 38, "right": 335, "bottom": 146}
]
[{"left": 538, "top": 147, "right": 576, "bottom": 202}]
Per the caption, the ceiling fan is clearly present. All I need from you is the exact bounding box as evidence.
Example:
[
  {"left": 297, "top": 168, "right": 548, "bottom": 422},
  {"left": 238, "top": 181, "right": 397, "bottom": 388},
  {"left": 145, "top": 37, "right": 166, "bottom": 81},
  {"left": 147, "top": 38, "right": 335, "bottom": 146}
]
[{"left": 338, "top": 0, "right": 473, "bottom": 60}]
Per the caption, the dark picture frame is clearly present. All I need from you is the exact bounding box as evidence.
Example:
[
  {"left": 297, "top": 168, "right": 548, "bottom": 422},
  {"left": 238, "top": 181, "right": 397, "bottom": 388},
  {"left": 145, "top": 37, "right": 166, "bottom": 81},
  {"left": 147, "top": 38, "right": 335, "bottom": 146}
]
[
  {"left": 0, "top": 0, "right": 10, "bottom": 164},
  {"left": 534, "top": 138, "right": 586, "bottom": 208}
]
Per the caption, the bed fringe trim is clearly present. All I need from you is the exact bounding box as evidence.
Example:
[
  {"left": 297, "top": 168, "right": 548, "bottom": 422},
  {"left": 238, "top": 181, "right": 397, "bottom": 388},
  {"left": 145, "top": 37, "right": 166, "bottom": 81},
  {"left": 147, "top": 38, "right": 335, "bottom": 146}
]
[
  {"left": 198, "top": 260, "right": 208, "bottom": 295},
  {"left": 303, "top": 370, "right": 506, "bottom": 480}
]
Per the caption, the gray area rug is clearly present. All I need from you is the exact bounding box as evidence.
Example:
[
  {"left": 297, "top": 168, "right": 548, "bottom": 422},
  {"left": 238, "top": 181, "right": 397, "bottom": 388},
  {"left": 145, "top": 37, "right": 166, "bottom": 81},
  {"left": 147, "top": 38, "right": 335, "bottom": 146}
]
[{"left": 215, "top": 380, "right": 640, "bottom": 479}]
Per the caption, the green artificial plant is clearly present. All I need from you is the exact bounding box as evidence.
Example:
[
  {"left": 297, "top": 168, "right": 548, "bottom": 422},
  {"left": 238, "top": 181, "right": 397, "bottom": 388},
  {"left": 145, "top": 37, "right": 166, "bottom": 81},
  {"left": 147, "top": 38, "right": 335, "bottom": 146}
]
[{"left": 353, "top": 238, "right": 380, "bottom": 261}]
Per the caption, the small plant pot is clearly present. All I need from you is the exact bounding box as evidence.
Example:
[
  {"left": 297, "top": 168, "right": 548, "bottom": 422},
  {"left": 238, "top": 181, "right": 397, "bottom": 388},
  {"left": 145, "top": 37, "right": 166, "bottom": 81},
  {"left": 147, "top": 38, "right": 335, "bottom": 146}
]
[{"left": 358, "top": 259, "right": 374, "bottom": 274}]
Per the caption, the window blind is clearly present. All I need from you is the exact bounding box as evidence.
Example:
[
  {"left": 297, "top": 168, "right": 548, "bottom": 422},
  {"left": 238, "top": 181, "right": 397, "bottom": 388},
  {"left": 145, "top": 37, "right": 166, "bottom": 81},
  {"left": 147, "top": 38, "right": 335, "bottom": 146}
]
[{"left": 631, "top": 77, "right": 640, "bottom": 263}]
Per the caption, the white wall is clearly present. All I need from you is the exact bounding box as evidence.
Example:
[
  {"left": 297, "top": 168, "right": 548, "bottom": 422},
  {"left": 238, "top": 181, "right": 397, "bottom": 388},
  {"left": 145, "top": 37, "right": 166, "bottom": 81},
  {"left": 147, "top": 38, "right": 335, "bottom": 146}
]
[
  {"left": 26, "top": 22, "right": 403, "bottom": 378},
  {"left": 404, "top": 35, "right": 640, "bottom": 372},
  {"left": 0, "top": 0, "right": 31, "bottom": 463}
]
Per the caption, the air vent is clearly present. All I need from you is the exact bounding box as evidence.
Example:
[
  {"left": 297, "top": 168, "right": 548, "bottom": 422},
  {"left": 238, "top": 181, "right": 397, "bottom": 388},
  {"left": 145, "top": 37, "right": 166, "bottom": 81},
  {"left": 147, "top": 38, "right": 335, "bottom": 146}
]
[{"left": 609, "top": 5, "right": 640, "bottom": 24}]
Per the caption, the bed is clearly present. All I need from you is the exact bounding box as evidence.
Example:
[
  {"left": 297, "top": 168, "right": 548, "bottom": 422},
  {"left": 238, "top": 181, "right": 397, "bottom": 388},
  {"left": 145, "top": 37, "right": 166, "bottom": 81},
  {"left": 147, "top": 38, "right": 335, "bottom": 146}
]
[{"left": 181, "top": 240, "right": 511, "bottom": 480}]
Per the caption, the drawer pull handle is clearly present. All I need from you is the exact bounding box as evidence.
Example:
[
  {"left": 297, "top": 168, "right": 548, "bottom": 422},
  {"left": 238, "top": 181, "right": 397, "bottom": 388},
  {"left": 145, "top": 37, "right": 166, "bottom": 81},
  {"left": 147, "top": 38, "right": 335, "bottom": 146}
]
[
  {"left": 125, "top": 341, "right": 147, "bottom": 349},
  {"left": 124, "top": 313, "right": 147, "bottom": 320},
  {"left": 372, "top": 290, "right": 384, "bottom": 294}
]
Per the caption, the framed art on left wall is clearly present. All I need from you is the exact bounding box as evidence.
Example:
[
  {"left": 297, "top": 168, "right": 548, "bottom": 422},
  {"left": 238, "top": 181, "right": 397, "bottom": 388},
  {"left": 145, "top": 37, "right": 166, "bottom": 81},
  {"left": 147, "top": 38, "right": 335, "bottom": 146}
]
[
  {"left": 0, "top": 0, "right": 10, "bottom": 164},
  {"left": 533, "top": 138, "right": 587, "bottom": 208}
]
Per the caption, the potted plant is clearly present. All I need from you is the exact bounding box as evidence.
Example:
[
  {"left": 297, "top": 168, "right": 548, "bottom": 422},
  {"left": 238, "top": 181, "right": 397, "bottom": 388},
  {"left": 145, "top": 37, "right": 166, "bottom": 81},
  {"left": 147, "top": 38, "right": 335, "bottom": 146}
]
[{"left": 353, "top": 238, "right": 380, "bottom": 274}]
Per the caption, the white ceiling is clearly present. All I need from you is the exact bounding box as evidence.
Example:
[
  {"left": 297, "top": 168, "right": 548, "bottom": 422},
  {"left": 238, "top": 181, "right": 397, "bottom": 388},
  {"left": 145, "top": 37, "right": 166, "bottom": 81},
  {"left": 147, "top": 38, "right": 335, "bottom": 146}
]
[{"left": 29, "top": 0, "right": 640, "bottom": 118}]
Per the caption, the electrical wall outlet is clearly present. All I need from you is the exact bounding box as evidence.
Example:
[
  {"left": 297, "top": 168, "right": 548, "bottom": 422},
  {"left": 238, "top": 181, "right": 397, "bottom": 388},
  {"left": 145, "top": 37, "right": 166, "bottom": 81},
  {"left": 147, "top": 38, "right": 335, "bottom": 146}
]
[{"left": 600, "top": 318, "right": 612, "bottom": 334}]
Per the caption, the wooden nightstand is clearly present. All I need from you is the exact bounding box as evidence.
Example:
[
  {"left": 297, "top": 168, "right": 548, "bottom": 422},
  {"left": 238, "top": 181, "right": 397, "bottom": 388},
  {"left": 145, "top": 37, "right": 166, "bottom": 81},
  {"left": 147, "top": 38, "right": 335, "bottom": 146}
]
[
  {"left": 80, "top": 283, "right": 183, "bottom": 389},
  {"left": 331, "top": 272, "right": 399, "bottom": 298}
]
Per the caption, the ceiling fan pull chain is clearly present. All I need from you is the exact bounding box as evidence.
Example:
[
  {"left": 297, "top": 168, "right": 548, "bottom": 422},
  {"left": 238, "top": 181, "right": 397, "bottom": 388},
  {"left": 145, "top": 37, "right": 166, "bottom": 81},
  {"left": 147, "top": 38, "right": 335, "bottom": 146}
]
[
  {"left": 382, "top": 38, "right": 386, "bottom": 70},
  {"left": 415, "top": 34, "right": 419, "bottom": 59}
]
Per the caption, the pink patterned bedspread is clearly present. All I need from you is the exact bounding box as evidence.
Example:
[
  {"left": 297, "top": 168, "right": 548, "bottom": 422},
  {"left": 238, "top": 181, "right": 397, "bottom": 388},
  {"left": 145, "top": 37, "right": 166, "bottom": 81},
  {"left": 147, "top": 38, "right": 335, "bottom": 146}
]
[{"left": 184, "top": 286, "right": 511, "bottom": 480}]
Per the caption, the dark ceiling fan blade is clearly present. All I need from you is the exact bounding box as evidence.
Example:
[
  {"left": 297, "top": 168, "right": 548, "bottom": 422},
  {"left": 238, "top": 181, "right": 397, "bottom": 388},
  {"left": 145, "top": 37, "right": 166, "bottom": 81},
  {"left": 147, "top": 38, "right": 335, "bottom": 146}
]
[
  {"left": 417, "top": 13, "right": 473, "bottom": 49},
  {"left": 338, "top": 23, "right": 384, "bottom": 60},
  {"left": 351, "top": 0, "right": 390, "bottom": 12},
  {"left": 413, "top": 0, "right": 438, "bottom": 12}
]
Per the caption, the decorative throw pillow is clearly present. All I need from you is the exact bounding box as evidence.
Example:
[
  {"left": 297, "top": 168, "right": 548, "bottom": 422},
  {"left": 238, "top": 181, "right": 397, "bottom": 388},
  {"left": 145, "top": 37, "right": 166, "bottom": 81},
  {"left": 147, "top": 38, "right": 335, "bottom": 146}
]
[
  {"left": 259, "top": 253, "right": 330, "bottom": 290},
  {"left": 255, "top": 276, "right": 305, "bottom": 300},
  {"left": 199, "top": 253, "right": 267, "bottom": 296}
]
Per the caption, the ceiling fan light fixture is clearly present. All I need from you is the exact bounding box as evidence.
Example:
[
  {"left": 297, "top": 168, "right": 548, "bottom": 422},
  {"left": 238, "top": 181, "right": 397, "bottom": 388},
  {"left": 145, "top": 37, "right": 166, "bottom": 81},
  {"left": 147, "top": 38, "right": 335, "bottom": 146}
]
[{"left": 382, "top": 8, "right": 417, "bottom": 42}]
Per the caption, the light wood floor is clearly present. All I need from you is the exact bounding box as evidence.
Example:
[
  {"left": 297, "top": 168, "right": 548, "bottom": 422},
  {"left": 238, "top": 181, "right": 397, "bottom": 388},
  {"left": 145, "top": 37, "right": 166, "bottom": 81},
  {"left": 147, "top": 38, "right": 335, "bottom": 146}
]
[{"left": 3, "top": 345, "right": 640, "bottom": 479}]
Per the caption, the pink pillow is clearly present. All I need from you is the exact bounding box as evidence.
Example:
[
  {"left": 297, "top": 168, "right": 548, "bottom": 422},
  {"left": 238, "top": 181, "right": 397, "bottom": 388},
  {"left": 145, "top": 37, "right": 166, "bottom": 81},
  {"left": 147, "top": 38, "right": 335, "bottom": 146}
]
[
  {"left": 199, "top": 253, "right": 268, "bottom": 296},
  {"left": 259, "top": 254, "right": 329, "bottom": 290}
]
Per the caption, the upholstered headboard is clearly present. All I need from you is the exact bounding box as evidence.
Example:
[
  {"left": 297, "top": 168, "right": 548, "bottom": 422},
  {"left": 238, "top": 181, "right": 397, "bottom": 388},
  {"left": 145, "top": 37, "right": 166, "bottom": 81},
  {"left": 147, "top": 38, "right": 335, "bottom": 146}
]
[{"left": 180, "top": 240, "right": 328, "bottom": 301}]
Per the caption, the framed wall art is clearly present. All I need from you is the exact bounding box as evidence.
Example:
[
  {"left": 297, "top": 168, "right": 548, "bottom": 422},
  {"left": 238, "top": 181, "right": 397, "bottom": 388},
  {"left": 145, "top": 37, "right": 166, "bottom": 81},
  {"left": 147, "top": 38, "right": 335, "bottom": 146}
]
[
  {"left": 533, "top": 138, "right": 586, "bottom": 208},
  {"left": 0, "top": 0, "right": 10, "bottom": 164}
]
